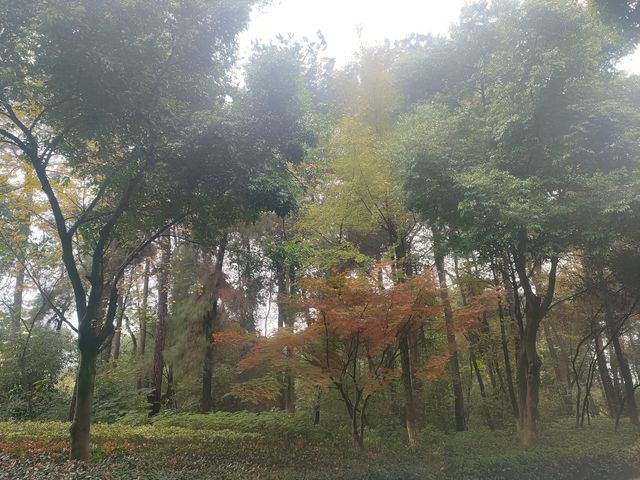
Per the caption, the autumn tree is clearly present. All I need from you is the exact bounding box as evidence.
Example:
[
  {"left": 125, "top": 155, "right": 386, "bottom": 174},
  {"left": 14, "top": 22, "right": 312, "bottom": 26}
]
[
  {"left": 396, "top": 0, "right": 640, "bottom": 443},
  {"left": 229, "top": 270, "right": 440, "bottom": 448}
]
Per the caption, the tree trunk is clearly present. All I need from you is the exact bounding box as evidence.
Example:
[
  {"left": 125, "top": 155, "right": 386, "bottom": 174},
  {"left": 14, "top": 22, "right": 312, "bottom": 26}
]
[
  {"left": 11, "top": 214, "right": 30, "bottom": 334},
  {"left": 68, "top": 379, "right": 77, "bottom": 422},
  {"left": 201, "top": 234, "right": 227, "bottom": 413},
  {"left": 516, "top": 301, "right": 543, "bottom": 445},
  {"left": 276, "top": 264, "right": 287, "bottom": 329},
  {"left": 275, "top": 258, "right": 297, "bottom": 413},
  {"left": 498, "top": 298, "right": 519, "bottom": 419},
  {"left": 70, "top": 348, "right": 97, "bottom": 460},
  {"left": 201, "top": 315, "right": 215, "bottom": 412},
  {"left": 543, "top": 321, "right": 564, "bottom": 385},
  {"left": 399, "top": 333, "right": 418, "bottom": 445},
  {"left": 594, "top": 330, "right": 619, "bottom": 417},
  {"left": 139, "top": 258, "right": 150, "bottom": 356},
  {"left": 284, "top": 371, "right": 295, "bottom": 414},
  {"left": 111, "top": 295, "right": 125, "bottom": 360},
  {"left": 433, "top": 234, "right": 465, "bottom": 431},
  {"left": 150, "top": 236, "right": 171, "bottom": 416},
  {"left": 314, "top": 393, "right": 321, "bottom": 425},
  {"left": 11, "top": 260, "right": 26, "bottom": 334},
  {"left": 543, "top": 321, "right": 572, "bottom": 414},
  {"left": 166, "top": 363, "right": 174, "bottom": 408},
  {"left": 604, "top": 300, "right": 639, "bottom": 425},
  {"left": 471, "top": 351, "right": 495, "bottom": 431}
]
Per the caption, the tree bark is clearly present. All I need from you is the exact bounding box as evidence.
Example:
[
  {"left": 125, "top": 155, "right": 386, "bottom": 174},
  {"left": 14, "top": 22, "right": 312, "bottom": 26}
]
[
  {"left": 68, "top": 380, "right": 77, "bottom": 422},
  {"left": 433, "top": 232, "right": 466, "bottom": 431},
  {"left": 70, "top": 348, "right": 97, "bottom": 460},
  {"left": 594, "top": 329, "right": 619, "bottom": 417},
  {"left": 201, "top": 234, "right": 227, "bottom": 413},
  {"left": 166, "top": 362, "right": 174, "bottom": 408},
  {"left": 510, "top": 233, "right": 558, "bottom": 445},
  {"left": 399, "top": 333, "right": 418, "bottom": 445},
  {"left": 276, "top": 264, "right": 287, "bottom": 329},
  {"left": 543, "top": 321, "right": 572, "bottom": 414},
  {"left": 11, "top": 260, "right": 26, "bottom": 334},
  {"left": 275, "top": 256, "right": 297, "bottom": 413},
  {"left": 150, "top": 236, "right": 171, "bottom": 416},
  {"left": 516, "top": 304, "right": 543, "bottom": 445},
  {"left": 139, "top": 258, "right": 151, "bottom": 356},
  {"left": 471, "top": 350, "right": 495, "bottom": 431},
  {"left": 498, "top": 298, "right": 519, "bottom": 419},
  {"left": 603, "top": 298, "right": 639, "bottom": 425},
  {"left": 111, "top": 295, "right": 125, "bottom": 360},
  {"left": 11, "top": 213, "right": 31, "bottom": 334}
]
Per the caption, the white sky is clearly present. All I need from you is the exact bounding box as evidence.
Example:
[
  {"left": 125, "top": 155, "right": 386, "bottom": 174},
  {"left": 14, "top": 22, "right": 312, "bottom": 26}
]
[{"left": 239, "top": 0, "right": 640, "bottom": 73}]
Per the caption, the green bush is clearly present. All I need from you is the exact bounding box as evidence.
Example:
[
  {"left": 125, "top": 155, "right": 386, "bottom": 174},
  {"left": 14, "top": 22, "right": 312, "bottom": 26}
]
[
  {"left": 150, "top": 410, "right": 332, "bottom": 446},
  {"left": 442, "top": 418, "right": 639, "bottom": 480},
  {"left": 0, "top": 417, "right": 638, "bottom": 479}
]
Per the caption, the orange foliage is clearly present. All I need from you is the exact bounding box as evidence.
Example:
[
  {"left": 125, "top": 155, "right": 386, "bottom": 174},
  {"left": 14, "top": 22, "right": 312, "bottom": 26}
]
[
  {"left": 230, "top": 270, "right": 442, "bottom": 406},
  {"left": 453, "top": 287, "right": 503, "bottom": 333}
]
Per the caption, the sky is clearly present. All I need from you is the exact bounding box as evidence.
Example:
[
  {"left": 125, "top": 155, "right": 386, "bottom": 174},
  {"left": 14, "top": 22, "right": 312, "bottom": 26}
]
[
  {"left": 238, "top": 0, "right": 640, "bottom": 74},
  {"left": 238, "top": 0, "right": 466, "bottom": 66}
]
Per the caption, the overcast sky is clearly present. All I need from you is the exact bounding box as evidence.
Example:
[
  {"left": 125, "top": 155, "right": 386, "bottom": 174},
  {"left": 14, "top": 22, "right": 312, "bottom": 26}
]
[{"left": 238, "top": 0, "right": 640, "bottom": 74}]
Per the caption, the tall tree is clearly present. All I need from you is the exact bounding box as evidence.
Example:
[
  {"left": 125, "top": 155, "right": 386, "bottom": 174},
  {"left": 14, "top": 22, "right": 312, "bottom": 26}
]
[
  {"left": 0, "top": 0, "right": 256, "bottom": 459},
  {"left": 396, "top": 0, "right": 640, "bottom": 443}
]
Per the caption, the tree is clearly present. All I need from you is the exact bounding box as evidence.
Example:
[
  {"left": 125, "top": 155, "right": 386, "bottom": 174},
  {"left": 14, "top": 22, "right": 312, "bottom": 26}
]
[
  {"left": 0, "top": 0, "right": 255, "bottom": 459},
  {"left": 396, "top": 0, "right": 640, "bottom": 443},
  {"left": 230, "top": 270, "right": 441, "bottom": 448}
]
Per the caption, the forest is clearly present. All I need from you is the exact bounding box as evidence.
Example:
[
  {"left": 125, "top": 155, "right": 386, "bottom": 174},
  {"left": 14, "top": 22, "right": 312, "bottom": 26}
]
[{"left": 1, "top": 0, "right": 640, "bottom": 478}]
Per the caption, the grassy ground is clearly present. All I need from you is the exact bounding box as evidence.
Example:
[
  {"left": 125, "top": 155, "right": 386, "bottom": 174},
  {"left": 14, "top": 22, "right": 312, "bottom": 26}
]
[{"left": 0, "top": 416, "right": 637, "bottom": 479}]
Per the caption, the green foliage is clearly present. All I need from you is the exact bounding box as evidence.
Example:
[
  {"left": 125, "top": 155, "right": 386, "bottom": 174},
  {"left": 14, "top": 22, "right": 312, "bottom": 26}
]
[
  {"left": 92, "top": 361, "right": 149, "bottom": 424},
  {"left": 0, "top": 326, "right": 75, "bottom": 421},
  {"left": 151, "top": 411, "right": 327, "bottom": 444},
  {"left": 442, "top": 419, "right": 639, "bottom": 480},
  {"left": 0, "top": 418, "right": 638, "bottom": 479}
]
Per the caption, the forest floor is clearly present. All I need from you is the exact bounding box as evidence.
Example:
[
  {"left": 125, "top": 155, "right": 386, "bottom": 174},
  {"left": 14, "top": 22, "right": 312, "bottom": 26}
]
[{"left": 0, "top": 417, "right": 637, "bottom": 479}]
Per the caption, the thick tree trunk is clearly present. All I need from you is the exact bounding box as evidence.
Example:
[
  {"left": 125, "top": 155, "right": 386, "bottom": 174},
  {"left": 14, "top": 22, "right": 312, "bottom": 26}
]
[
  {"left": 511, "top": 238, "right": 557, "bottom": 445},
  {"left": 150, "top": 237, "right": 171, "bottom": 416},
  {"left": 433, "top": 237, "right": 465, "bottom": 431},
  {"left": 516, "top": 304, "right": 542, "bottom": 445},
  {"left": 70, "top": 348, "right": 97, "bottom": 460},
  {"left": 68, "top": 380, "right": 77, "bottom": 422}
]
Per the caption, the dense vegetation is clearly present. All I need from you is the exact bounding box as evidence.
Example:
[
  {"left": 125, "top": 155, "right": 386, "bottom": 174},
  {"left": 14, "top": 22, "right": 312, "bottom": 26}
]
[{"left": 1, "top": 0, "right": 640, "bottom": 478}]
